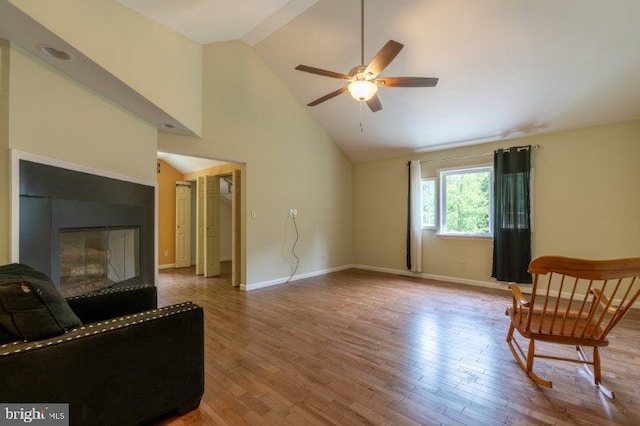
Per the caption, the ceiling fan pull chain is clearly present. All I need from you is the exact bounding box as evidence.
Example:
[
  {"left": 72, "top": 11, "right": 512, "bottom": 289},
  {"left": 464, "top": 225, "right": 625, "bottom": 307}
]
[{"left": 360, "top": 101, "right": 364, "bottom": 132}]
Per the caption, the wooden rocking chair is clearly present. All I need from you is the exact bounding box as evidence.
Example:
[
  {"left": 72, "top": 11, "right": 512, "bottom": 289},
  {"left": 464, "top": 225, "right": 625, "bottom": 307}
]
[{"left": 506, "top": 256, "right": 640, "bottom": 398}]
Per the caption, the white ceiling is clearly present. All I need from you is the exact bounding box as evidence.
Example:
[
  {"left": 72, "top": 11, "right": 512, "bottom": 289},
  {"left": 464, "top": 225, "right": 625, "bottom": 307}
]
[
  {"left": 115, "top": 0, "right": 319, "bottom": 45},
  {"left": 255, "top": 0, "right": 640, "bottom": 161},
  {"left": 119, "top": 0, "right": 640, "bottom": 163},
  {"left": 157, "top": 152, "right": 228, "bottom": 174}
]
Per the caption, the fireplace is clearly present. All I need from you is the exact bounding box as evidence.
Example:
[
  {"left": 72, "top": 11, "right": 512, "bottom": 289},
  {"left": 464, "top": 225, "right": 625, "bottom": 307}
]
[
  {"left": 18, "top": 160, "right": 155, "bottom": 293},
  {"left": 59, "top": 227, "right": 140, "bottom": 297}
]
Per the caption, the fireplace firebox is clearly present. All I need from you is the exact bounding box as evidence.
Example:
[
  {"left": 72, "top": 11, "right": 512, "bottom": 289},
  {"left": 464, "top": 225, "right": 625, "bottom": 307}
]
[{"left": 59, "top": 227, "right": 140, "bottom": 297}]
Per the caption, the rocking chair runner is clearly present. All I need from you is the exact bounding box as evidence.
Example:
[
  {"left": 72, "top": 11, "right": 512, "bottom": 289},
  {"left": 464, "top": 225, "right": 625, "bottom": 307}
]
[{"left": 506, "top": 256, "right": 640, "bottom": 398}]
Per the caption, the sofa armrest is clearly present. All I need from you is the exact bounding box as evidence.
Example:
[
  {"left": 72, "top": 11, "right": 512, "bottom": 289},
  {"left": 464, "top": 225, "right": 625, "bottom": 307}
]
[
  {"left": 66, "top": 284, "right": 157, "bottom": 323},
  {"left": 0, "top": 302, "right": 204, "bottom": 426}
]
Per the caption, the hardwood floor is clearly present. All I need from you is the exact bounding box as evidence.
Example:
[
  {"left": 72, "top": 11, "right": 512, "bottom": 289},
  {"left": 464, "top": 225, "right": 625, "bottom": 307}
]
[{"left": 153, "top": 266, "right": 640, "bottom": 425}]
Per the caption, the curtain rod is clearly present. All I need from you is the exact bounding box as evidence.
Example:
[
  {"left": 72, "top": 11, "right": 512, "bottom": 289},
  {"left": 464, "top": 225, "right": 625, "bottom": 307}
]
[{"left": 417, "top": 144, "right": 541, "bottom": 165}]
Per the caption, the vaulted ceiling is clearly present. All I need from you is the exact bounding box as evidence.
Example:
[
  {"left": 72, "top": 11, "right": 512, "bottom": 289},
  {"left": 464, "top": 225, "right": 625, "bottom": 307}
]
[
  {"left": 119, "top": 0, "right": 640, "bottom": 162},
  {"left": 19, "top": 0, "right": 640, "bottom": 163}
]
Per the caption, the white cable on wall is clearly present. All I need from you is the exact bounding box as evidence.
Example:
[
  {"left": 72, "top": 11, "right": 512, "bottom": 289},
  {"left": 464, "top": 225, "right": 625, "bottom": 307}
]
[{"left": 285, "top": 214, "right": 300, "bottom": 284}]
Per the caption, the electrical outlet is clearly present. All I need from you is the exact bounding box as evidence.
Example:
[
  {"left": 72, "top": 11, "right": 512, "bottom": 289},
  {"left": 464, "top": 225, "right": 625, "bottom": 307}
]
[
  {"left": 289, "top": 208, "right": 298, "bottom": 216},
  {"left": 164, "top": 250, "right": 169, "bottom": 257}
]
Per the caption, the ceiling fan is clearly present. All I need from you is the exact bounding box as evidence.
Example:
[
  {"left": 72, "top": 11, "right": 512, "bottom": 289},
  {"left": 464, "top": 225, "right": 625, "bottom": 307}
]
[{"left": 295, "top": 0, "right": 439, "bottom": 113}]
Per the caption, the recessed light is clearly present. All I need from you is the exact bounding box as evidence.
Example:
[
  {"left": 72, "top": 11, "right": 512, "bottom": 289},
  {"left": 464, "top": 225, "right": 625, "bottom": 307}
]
[
  {"left": 36, "top": 44, "right": 73, "bottom": 61},
  {"left": 160, "top": 123, "right": 175, "bottom": 129}
]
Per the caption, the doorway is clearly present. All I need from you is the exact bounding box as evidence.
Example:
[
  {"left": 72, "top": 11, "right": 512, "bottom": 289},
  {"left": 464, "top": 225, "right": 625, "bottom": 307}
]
[{"left": 157, "top": 152, "right": 244, "bottom": 287}]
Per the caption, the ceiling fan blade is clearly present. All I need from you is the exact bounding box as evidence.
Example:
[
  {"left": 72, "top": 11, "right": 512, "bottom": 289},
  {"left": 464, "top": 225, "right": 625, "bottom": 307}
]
[
  {"left": 366, "top": 93, "right": 382, "bottom": 112},
  {"left": 363, "top": 40, "right": 404, "bottom": 79},
  {"left": 377, "top": 77, "right": 439, "bottom": 87},
  {"left": 307, "top": 86, "right": 349, "bottom": 106},
  {"left": 295, "top": 65, "right": 351, "bottom": 80}
]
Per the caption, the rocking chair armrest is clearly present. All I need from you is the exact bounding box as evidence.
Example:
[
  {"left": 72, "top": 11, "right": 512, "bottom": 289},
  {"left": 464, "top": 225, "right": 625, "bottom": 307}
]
[
  {"left": 509, "top": 284, "right": 530, "bottom": 307},
  {"left": 590, "top": 288, "right": 618, "bottom": 314}
]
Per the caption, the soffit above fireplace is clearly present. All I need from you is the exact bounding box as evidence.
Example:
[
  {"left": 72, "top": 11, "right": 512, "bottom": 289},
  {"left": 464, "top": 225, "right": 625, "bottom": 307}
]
[{"left": 0, "top": 1, "right": 196, "bottom": 136}]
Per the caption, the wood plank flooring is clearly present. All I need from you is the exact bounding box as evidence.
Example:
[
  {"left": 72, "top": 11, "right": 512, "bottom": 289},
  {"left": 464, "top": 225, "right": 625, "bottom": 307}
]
[{"left": 153, "top": 266, "right": 640, "bottom": 425}]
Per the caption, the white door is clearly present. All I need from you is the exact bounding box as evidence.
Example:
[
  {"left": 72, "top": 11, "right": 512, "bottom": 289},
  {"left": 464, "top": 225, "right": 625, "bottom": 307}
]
[
  {"left": 196, "top": 176, "right": 204, "bottom": 275},
  {"left": 175, "top": 181, "right": 191, "bottom": 268},
  {"left": 204, "top": 175, "right": 221, "bottom": 277}
]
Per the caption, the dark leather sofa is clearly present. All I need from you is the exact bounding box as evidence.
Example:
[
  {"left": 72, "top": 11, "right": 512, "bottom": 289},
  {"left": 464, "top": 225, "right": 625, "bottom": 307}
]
[{"left": 0, "top": 284, "right": 204, "bottom": 425}]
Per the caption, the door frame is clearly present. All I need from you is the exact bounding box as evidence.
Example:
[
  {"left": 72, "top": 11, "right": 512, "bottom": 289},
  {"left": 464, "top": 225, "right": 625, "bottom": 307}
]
[{"left": 203, "top": 175, "right": 221, "bottom": 277}]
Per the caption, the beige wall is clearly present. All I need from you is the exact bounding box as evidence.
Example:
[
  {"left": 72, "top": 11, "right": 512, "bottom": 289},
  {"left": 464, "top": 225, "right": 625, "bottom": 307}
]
[
  {"left": 2, "top": 42, "right": 157, "bottom": 263},
  {"left": 9, "top": 0, "right": 202, "bottom": 136},
  {"left": 354, "top": 120, "right": 640, "bottom": 286},
  {"left": 8, "top": 44, "right": 157, "bottom": 182},
  {"left": 159, "top": 41, "right": 354, "bottom": 287},
  {"left": 156, "top": 159, "right": 184, "bottom": 266},
  {"left": 0, "top": 40, "right": 10, "bottom": 263}
]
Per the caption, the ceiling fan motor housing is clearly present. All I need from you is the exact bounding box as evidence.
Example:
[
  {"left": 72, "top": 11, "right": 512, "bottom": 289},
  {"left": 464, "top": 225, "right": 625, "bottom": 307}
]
[{"left": 349, "top": 65, "right": 372, "bottom": 81}]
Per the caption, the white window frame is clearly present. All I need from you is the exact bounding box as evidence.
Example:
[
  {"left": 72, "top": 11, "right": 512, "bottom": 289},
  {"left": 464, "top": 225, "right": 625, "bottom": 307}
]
[
  {"left": 438, "top": 165, "right": 494, "bottom": 238},
  {"left": 421, "top": 178, "right": 436, "bottom": 229}
]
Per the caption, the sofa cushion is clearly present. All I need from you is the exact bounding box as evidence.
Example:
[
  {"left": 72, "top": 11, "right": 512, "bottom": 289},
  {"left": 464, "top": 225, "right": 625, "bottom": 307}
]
[
  {"left": 66, "top": 284, "right": 158, "bottom": 324},
  {"left": 0, "top": 271, "right": 81, "bottom": 341}
]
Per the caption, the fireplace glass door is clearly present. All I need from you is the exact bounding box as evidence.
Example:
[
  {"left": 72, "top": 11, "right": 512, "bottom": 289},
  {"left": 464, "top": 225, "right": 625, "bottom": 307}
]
[{"left": 59, "top": 227, "right": 140, "bottom": 297}]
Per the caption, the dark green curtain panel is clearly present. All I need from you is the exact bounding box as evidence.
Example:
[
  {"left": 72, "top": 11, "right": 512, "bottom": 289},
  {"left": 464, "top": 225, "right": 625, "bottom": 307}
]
[{"left": 492, "top": 146, "right": 532, "bottom": 283}]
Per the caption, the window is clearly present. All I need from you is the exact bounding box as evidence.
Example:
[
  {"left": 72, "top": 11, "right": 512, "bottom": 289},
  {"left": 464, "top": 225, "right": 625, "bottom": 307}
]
[
  {"left": 439, "top": 166, "right": 493, "bottom": 237},
  {"left": 421, "top": 178, "right": 436, "bottom": 228}
]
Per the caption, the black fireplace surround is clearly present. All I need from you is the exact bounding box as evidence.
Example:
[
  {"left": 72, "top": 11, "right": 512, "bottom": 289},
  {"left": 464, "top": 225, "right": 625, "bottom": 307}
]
[{"left": 19, "top": 160, "right": 155, "bottom": 291}]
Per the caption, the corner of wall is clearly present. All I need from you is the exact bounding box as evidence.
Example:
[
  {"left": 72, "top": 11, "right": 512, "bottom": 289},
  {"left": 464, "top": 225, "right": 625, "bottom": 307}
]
[{"left": 0, "top": 39, "right": 11, "bottom": 263}]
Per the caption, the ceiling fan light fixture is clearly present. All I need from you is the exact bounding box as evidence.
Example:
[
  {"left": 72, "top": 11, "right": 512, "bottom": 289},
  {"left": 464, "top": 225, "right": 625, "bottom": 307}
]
[{"left": 348, "top": 79, "right": 378, "bottom": 102}]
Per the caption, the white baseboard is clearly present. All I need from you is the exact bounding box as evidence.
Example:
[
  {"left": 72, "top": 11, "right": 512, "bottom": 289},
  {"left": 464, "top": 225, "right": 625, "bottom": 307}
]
[
  {"left": 351, "top": 264, "right": 416, "bottom": 278},
  {"left": 158, "top": 263, "right": 176, "bottom": 270},
  {"left": 241, "top": 264, "right": 353, "bottom": 291},
  {"left": 207, "top": 262, "right": 640, "bottom": 310},
  {"left": 242, "top": 263, "right": 508, "bottom": 292},
  {"left": 421, "top": 272, "right": 509, "bottom": 291},
  {"left": 352, "top": 264, "right": 510, "bottom": 292}
]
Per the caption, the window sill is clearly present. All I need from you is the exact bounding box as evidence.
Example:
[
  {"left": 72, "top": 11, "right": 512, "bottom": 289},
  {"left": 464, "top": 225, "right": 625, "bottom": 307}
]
[{"left": 436, "top": 233, "right": 493, "bottom": 240}]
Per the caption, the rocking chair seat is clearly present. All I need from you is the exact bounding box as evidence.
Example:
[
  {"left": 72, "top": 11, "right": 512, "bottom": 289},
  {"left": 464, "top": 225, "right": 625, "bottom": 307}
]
[{"left": 507, "top": 305, "right": 608, "bottom": 347}]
